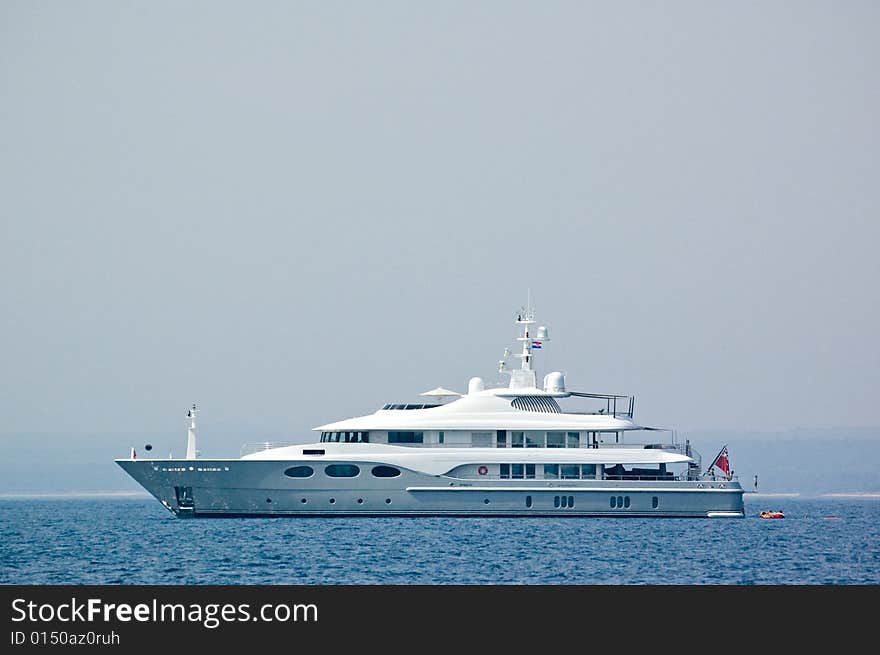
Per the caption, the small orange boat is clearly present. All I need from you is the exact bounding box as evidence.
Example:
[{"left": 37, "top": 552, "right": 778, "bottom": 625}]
[{"left": 759, "top": 510, "right": 785, "bottom": 519}]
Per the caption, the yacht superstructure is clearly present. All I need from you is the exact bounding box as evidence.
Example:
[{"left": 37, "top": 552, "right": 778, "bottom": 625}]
[{"left": 117, "top": 305, "right": 744, "bottom": 518}]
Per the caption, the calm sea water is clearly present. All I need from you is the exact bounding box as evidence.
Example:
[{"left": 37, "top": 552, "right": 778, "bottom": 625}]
[{"left": 1, "top": 497, "right": 878, "bottom": 585}]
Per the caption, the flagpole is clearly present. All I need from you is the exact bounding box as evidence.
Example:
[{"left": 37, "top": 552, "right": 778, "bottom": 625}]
[{"left": 704, "top": 444, "right": 727, "bottom": 476}]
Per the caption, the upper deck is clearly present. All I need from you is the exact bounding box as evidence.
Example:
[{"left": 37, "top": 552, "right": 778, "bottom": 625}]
[{"left": 314, "top": 386, "right": 645, "bottom": 434}]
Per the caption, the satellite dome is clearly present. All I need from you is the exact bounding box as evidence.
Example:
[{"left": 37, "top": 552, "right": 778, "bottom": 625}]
[
  {"left": 468, "top": 377, "right": 485, "bottom": 394},
  {"left": 543, "top": 371, "right": 565, "bottom": 393}
]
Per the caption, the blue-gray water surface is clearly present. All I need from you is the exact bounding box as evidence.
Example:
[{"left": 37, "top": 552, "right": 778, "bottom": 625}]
[{"left": 2, "top": 497, "right": 878, "bottom": 584}]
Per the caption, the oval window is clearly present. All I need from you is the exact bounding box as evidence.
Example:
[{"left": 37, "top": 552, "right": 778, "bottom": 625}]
[
  {"left": 325, "top": 464, "right": 360, "bottom": 478},
  {"left": 371, "top": 465, "right": 401, "bottom": 478},
  {"left": 284, "top": 466, "right": 314, "bottom": 478}
]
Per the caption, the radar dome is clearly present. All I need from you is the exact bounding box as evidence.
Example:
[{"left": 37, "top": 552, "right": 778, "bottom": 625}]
[
  {"left": 543, "top": 371, "right": 565, "bottom": 393},
  {"left": 468, "top": 377, "right": 485, "bottom": 394}
]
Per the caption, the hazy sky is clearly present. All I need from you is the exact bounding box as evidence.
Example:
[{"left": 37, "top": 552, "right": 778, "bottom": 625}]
[{"left": 2, "top": 2, "right": 878, "bottom": 456}]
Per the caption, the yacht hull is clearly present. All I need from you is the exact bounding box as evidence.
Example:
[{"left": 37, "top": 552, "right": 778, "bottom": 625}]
[{"left": 117, "top": 459, "right": 745, "bottom": 519}]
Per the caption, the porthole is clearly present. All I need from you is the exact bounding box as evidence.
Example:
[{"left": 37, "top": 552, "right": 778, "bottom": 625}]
[
  {"left": 357, "top": 498, "right": 364, "bottom": 504},
  {"left": 284, "top": 465, "right": 314, "bottom": 478},
  {"left": 325, "top": 464, "right": 360, "bottom": 478},
  {"left": 329, "top": 498, "right": 336, "bottom": 504},
  {"left": 652, "top": 496, "right": 659, "bottom": 509},
  {"left": 266, "top": 498, "right": 272, "bottom": 503},
  {"left": 525, "top": 495, "right": 532, "bottom": 508},
  {"left": 617, "top": 495, "right": 624, "bottom": 508},
  {"left": 624, "top": 496, "right": 631, "bottom": 508},
  {"left": 610, "top": 496, "right": 616, "bottom": 508},
  {"left": 554, "top": 496, "right": 560, "bottom": 508},
  {"left": 300, "top": 498, "right": 307, "bottom": 504},
  {"left": 568, "top": 496, "right": 575, "bottom": 508},
  {"left": 561, "top": 496, "right": 568, "bottom": 508},
  {"left": 385, "top": 498, "right": 392, "bottom": 504},
  {"left": 484, "top": 498, "right": 490, "bottom": 505},
  {"left": 371, "top": 465, "right": 401, "bottom": 478}
]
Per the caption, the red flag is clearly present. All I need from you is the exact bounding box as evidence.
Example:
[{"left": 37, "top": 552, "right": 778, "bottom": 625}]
[{"left": 711, "top": 445, "right": 731, "bottom": 479}]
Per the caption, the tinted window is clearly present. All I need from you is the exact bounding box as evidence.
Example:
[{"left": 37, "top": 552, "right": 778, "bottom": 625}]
[
  {"left": 284, "top": 466, "right": 314, "bottom": 478},
  {"left": 561, "top": 464, "right": 579, "bottom": 479},
  {"left": 388, "top": 431, "right": 423, "bottom": 444},
  {"left": 472, "top": 431, "right": 492, "bottom": 447},
  {"left": 371, "top": 465, "right": 401, "bottom": 478},
  {"left": 325, "top": 464, "right": 360, "bottom": 478}
]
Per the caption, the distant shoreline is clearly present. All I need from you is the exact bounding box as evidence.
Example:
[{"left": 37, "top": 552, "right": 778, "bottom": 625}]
[
  {"left": 0, "top": 491, "right": 150, "bottom": 499},
  {"left": 1, "top": 491, "right": 878, "bottom": 500}
]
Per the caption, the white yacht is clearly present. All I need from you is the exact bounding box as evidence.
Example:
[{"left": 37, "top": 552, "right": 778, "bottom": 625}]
[{"left": 117, "top": 306, "right": 745, "bottom": 518}]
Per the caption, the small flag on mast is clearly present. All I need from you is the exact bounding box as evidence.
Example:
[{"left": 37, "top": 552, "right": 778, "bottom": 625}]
[
  {"left": 709, "top": 445, "right": 731, "bottom": 479},
  {"left": 532, "top": 341, "right": 542, "bottom": 349}
]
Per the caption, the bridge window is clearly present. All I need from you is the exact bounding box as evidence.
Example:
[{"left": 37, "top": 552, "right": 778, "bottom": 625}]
[
  {"left": 511, "top": 431, "right": 524, "bottom": 448},
  {"left": 567, "top": 432, "right": 580, "bottom": 448},
  {"left": 547, "top": 431, "right": 565, "bottom": 448},
  {"left": 320, "top": 431, "right": 369, "bottom": 443}
]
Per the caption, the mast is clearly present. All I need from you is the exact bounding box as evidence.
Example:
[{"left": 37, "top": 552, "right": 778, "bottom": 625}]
[
  {"left": 499, "top": 296, "right": 548, "bottom": 390},
  {"left": 185, "top": 404, "right": 198, "bottom": 459}
]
